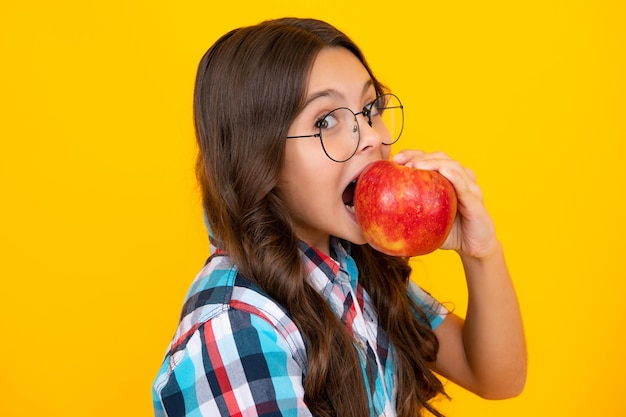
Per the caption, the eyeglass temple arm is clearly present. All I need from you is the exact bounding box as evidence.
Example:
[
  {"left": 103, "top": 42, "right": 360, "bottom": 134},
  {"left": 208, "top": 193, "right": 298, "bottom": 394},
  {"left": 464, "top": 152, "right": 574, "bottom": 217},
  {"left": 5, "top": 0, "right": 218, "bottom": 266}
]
[{"left": 285, "top": 133, "right": 321, "bottom": 139}]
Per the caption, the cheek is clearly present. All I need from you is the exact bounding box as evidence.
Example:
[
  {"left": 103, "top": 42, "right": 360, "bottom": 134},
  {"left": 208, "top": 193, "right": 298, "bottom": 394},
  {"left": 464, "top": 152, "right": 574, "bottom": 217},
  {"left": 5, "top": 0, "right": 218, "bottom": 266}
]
[
  {"left": 280, "top": 157, "right": 323, "bottom": 207},
  {"left": 284, "top": 133, "right": 323, "bottom": 166}
]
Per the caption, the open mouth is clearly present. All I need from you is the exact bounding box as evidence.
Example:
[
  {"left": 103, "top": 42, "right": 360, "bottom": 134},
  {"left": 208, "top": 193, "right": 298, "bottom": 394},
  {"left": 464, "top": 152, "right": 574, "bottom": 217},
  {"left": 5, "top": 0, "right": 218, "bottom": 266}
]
[{"left": 343, "top": 179, "right": 357, "bottom": 213}]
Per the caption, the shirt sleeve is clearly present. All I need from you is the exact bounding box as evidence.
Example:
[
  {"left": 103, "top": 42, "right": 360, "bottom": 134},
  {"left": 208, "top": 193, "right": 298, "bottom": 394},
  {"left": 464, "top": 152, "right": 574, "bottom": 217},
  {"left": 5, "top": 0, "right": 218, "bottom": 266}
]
[
  {"left": 153, "top": 309, "right": 313, "bottom": 417},
  {"left": 407, "top": 280, "right": 449, "bottom": 330}
]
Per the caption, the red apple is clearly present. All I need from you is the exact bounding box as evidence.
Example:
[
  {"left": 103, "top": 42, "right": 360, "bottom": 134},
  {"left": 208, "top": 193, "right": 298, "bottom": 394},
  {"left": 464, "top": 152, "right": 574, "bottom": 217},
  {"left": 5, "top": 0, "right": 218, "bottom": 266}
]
[{"left": 354, "top": 160, "right": 457, "bottom": 257}]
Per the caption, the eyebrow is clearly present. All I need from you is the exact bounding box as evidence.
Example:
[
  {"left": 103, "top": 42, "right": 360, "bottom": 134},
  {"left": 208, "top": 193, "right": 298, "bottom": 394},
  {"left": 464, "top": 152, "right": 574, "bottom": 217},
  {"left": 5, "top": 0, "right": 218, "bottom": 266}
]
[{"left": 303, "top": 80, "right": 374, "bottom": 109}]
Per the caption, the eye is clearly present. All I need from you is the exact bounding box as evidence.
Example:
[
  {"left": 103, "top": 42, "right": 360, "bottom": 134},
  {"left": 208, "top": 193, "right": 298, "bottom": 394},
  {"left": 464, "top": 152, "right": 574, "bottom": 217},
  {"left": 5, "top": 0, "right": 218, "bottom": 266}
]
[
  {"left": 367, "top": 96, "right": 387, "bottom": 117},
  {"left": 315, "top": 111, "right": 340, "bottom": 131}
]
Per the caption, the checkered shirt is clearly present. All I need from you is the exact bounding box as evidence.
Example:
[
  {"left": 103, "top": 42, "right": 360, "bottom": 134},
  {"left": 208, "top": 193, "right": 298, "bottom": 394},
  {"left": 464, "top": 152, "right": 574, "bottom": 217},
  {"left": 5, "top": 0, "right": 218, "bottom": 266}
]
[{"left": 152, "top": 238, "right": 447, "bottom": 416}]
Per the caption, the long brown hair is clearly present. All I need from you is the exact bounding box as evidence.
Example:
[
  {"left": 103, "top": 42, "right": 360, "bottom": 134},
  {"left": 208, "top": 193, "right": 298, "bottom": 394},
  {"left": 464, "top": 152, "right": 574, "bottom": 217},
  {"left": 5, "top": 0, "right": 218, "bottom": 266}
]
[{"left": 194, "top": 17, "right": 446, "bottom": 416}]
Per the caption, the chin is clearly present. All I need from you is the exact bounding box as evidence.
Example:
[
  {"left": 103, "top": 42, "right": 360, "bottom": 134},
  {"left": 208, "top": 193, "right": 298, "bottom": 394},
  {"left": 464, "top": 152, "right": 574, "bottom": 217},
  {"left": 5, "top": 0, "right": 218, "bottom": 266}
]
[
  {"left": 339, "top": 228, "right": 368, "bottom": 246},
  {"left": 344, "top": 238, "right": 367, "bottom": 247}
]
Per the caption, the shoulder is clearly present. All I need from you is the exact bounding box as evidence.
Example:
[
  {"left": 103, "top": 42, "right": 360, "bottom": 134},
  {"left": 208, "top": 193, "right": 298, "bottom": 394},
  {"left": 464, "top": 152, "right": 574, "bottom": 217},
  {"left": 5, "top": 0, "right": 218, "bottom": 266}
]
[
  {"left": 161, "top": 254, "right": 308, "bottom": 370},
  {"left": 153, "top": 256, "right": 310, "bottom": 416}
]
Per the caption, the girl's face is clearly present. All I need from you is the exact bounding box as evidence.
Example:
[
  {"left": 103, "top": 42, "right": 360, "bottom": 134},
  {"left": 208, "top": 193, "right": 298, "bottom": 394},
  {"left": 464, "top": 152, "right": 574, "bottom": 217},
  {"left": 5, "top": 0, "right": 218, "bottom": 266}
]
[{"left": 280, "top": 47, "right": 391, "bottom": 256}]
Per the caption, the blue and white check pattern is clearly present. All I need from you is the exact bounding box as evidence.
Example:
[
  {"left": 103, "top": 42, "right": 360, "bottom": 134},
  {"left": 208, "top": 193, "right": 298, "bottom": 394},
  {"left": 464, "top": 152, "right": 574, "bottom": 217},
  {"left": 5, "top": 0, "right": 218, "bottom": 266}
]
[{"left": 153, "top": 238, "right": 447, "bottom": 416}]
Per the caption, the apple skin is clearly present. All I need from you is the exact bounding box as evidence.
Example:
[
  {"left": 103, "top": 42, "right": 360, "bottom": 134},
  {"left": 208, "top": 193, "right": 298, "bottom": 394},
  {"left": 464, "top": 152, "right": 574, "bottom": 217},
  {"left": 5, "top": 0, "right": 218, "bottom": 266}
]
[{"left": 354, "top": 160, "right": 457, "bottom": 257}]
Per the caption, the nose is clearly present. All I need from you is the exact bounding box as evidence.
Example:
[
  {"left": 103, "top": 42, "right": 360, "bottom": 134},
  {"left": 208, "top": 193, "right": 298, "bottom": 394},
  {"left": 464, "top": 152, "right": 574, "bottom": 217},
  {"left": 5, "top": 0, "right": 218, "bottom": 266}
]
[{"left": 356, "top": 111, "right": 383, "bottom": 154}]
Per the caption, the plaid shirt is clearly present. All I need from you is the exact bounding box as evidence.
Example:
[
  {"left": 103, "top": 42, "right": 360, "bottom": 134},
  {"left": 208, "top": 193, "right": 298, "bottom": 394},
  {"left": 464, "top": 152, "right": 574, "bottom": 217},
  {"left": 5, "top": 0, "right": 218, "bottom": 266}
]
[{"left": 153, "top": 238, "right": 447, "bottom": 416}]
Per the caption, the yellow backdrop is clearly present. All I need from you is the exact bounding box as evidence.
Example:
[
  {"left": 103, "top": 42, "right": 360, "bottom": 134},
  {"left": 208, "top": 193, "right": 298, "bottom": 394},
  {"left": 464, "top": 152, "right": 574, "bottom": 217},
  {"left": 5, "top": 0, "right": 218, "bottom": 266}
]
[{"left": 1, "top": 1, "right": 625, "bottom": 416}]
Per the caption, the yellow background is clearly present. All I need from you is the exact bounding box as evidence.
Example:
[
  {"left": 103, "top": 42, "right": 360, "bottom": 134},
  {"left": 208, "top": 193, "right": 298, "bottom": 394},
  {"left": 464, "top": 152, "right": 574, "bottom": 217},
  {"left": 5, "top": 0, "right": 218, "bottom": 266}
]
[{"left": 1, "top": 1, "right": 624, "bottom": 416}]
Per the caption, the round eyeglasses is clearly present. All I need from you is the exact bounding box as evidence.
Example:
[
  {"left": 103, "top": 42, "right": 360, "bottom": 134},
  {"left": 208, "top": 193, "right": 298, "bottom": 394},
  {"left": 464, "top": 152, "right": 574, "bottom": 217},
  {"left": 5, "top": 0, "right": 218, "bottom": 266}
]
[{"left": 286, "top": 93, "right": 404, "bottom": 162}]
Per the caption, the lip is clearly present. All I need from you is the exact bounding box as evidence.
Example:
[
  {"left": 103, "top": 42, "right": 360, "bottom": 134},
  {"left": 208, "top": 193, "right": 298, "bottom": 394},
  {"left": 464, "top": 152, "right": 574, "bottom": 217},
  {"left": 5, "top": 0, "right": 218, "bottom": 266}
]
[
  {"left": 341, "top": 166, "right": 369, "bottom": 218},
  {"left": 344, "top": 159, "right": 380, "bottom": 189},
  {"left": 344, "top": 204, "right": 357, "bottom": 223},
  {"left": 341, "top": 159, "right": 383, "bottom": 217},
  {"left": 344, "top": 164, "right": 368, "bottom": 190}
]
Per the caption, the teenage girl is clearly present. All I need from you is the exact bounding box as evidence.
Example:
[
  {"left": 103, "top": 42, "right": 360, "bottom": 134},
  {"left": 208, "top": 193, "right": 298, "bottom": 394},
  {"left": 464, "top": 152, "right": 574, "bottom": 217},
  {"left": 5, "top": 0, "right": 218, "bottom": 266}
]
[{"left": 153, "top": 17, "right": 526, "bottom": 417}]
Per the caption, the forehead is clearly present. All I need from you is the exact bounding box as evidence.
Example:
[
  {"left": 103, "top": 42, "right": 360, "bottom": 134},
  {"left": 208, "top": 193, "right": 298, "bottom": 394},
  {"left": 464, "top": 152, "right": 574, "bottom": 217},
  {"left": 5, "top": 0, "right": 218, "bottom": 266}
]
[{"left": 306, "top": 47, "right": 373, "bottom": 98}]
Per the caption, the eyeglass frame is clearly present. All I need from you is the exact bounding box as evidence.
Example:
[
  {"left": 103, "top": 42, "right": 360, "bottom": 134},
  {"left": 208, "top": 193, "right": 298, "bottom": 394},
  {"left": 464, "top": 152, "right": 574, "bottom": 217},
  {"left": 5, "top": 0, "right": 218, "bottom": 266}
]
[{"left": 286, "top": 93, "right": 404, "bottom": 162}]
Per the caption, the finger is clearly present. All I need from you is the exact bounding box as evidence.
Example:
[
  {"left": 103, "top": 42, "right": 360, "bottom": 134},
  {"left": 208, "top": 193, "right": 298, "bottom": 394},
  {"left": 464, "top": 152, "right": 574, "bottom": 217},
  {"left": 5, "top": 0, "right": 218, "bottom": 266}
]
[
  {"left": 413, "top": 158, "right": 475, "bottom": 188},
  {"left": 464, "top": 166, "right": 477, "bottom": 182},
  {"left": 464, "top": 167, "right": 484, "bottom": 200},
  {"left": 416, "top": 157, "right": 464, "bottom": 177},
  {"left": 392, "top": 152, "right": 484, "bottom": 202},
  {"left": 391, "top": 149, "right": 426, "bottom": 165},
  {"left": 394, "top": 151, "right": 453, "bottom": 169},
  {"left": 435, "top": 163, "right": 485, "bottom": 206}
]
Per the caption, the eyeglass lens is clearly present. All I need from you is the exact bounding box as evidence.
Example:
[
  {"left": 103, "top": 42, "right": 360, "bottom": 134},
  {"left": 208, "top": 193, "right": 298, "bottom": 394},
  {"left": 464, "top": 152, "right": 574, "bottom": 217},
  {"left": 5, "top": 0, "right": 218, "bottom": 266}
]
[{"left": 319, "top": 94, "right": 404, "bottom": 162}]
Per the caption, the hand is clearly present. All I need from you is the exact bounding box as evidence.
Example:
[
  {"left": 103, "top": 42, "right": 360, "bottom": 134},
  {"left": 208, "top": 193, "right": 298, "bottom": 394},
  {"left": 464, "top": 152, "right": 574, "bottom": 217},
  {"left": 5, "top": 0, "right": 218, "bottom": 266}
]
[{"left": 391, "top": 150, "right": 498, "bottom": 259}]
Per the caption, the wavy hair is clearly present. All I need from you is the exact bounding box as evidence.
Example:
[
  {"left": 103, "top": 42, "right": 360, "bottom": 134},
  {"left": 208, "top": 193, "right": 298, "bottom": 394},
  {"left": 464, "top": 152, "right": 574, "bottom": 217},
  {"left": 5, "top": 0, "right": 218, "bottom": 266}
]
[{"left": 194, "top": 17, "right": 446, "bottom": 416}]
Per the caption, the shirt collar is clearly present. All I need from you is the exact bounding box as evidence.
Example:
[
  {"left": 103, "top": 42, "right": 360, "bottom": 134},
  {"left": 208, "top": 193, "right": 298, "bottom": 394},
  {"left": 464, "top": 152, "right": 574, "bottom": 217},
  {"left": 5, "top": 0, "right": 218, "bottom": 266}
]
[
  {"left": 299, "top": 237, "right": 360, "bottom": 290},
  {"left": 298, "top": 238, "right": 341, "bottom": 277}
]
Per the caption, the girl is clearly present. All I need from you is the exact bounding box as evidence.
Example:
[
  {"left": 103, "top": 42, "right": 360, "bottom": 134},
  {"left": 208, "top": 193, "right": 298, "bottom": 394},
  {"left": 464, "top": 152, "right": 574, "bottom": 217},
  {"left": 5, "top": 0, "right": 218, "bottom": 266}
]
[{"left": 153, "top": 17, "right": 526, "bottom": 417}]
